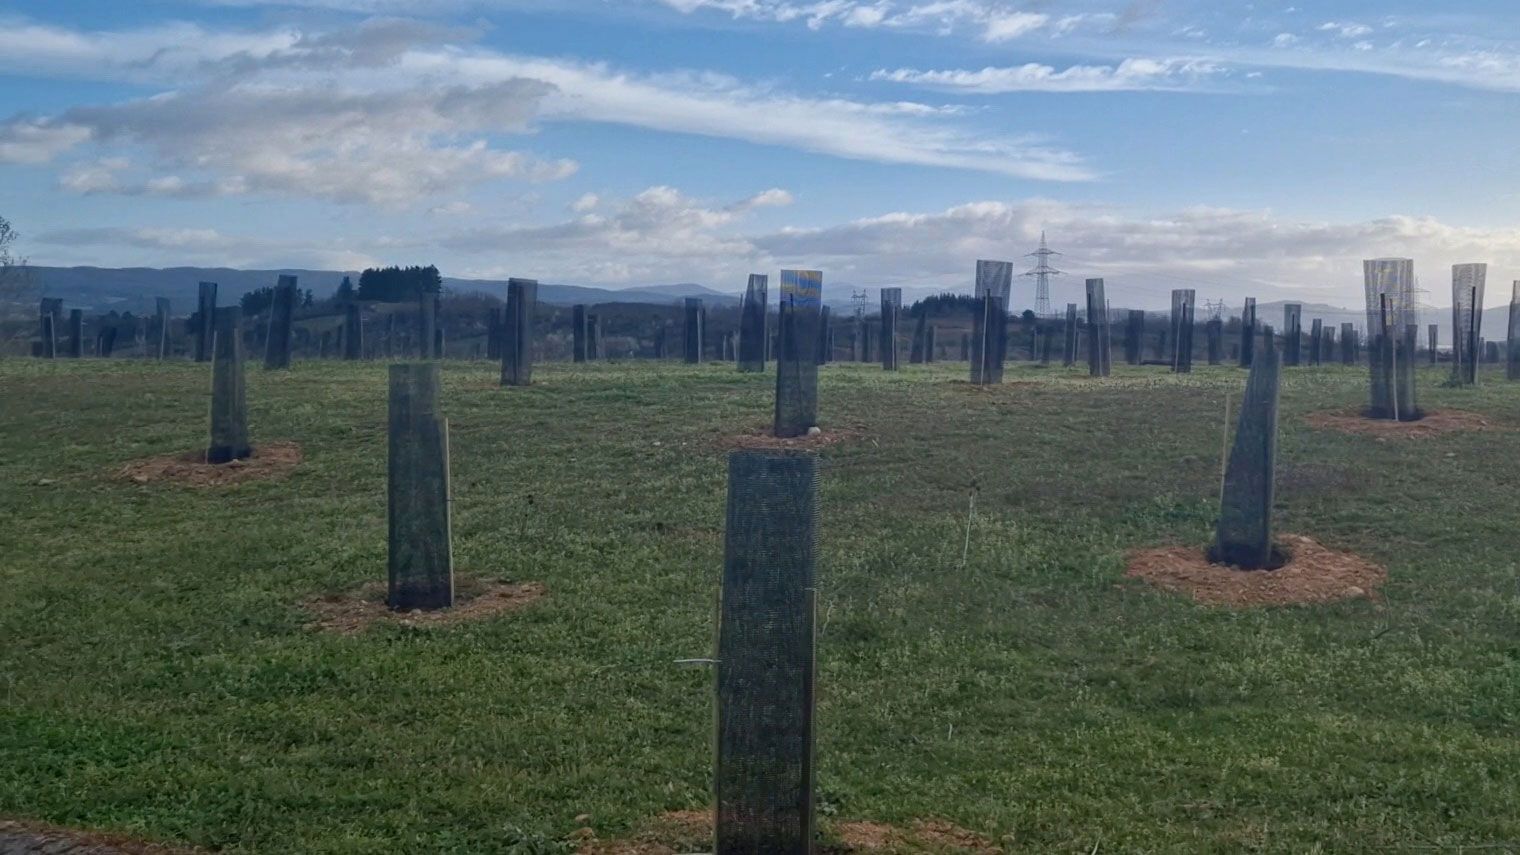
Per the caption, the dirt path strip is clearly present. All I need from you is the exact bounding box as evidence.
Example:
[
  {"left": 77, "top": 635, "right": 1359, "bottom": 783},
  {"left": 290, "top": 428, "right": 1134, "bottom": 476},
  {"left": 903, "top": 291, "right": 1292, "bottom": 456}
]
[{"left": 0, "top": 820, "right": 202, "bottom": 854}]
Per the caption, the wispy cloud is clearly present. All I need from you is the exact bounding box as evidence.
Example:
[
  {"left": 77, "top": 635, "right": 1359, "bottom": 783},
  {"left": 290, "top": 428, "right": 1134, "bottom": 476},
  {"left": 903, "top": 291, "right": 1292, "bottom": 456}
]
[
  {"left": 0, "top": 15, "right": 1095, "bottom": 197},
  {"left": 655, "top": 0, "right": 1075, "bottom": 43},
  {"left": 870, "top": 57, "right": 1228, "bottom": 94}
]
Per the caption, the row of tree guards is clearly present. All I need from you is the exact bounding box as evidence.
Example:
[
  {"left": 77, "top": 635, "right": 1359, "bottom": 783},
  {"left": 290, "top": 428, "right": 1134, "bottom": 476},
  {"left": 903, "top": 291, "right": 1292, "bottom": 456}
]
[
  {"left": 33, "top": 263, "right": 1511, "bottom": 388},
  {"left": 165, "top": 259, "right": 1438, "bottom": 852}
]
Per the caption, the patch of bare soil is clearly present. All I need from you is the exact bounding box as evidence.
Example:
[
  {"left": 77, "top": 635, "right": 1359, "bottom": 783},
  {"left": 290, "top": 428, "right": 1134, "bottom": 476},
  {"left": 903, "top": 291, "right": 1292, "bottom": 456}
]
[
  {"left": 1125, "top": 534, "right": 1386, "bottom": 608},
  {"left": 114, "top": 441, "right": 302, "bottom": 487},
  {"left": 305, "top": 577, "right": 546, "bottom": 634},
  {"left": 715, "top": 424, "right": 865, "bottom": 451},
  {"left": 0, "top": 818, "right": 203, "bottom": 854},
  {"left": 836, "top": 819, "right": 1000, "bottom": 853},
  {"left": 575, "top": 812, "right": 1001, "bottom": 854},
  {"left": 1304, "top": 408, "right": 1495, "bottom": 438}
]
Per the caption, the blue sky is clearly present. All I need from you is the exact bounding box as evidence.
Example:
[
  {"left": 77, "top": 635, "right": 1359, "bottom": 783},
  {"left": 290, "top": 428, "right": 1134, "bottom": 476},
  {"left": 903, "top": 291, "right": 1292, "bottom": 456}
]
[{"left": 3, "top": 0, "right": 1520, "bottom": 309}]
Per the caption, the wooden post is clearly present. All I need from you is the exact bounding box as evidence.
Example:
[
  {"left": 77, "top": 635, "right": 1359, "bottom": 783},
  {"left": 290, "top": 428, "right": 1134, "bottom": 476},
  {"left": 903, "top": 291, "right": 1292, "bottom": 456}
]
[
  {"left": 388, "top": 363, "right": 453, "bottom": 610},
  {"left": 207, "top": 308, "right": 251, "bottom": 464}
]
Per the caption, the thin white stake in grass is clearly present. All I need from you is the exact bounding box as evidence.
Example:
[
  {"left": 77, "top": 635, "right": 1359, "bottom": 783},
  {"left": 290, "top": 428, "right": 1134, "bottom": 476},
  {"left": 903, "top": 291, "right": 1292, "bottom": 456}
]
[
  {"left": 960, "top": 484, "right": 978, "bottom": 570},
  {"left": 1218, "top": 392, "right": 1232, "bottom": 507}
]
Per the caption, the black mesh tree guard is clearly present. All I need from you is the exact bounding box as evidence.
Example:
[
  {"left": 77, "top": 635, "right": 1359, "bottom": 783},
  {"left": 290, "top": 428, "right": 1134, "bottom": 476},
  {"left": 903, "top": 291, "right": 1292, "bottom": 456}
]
[
  {"left": 1341, "top": 323, "right": 1357, "bottom": 365},
  {"left": 1206, "top": 318, "right": 1223, "bottom": 365},
  {"left": 684, "top": 297, "right": 705, "bottom": 364},
  {"left": 974, "top": 258, "right": 1013, "bottom": 367},
  {"left": 814, "top": 306, "right": 831, "bottom": 366},
  {"left": 66, "top": 309, "right": 83, "bottom": 358},
  {"left": 418, "top": 287, "right": 438, "bottom": 360},
  {"left": 1239, "top": 297, "right": 1256, "bottom": 368},
  {"left": 1364, "top": 259, "right": 1420, "bottom": 419},
  {"left": 1124, "top": 310, "right": 1144, "bottom": 365},
  {"left": 1062, "top": 303, "right": 1078, "bottom": 367},
  {"left": 1452, "top": 263, "right": 1485, "bottom": 385},
  {"left": 1085, "top": 278, "right": 1111, "bottom": 377},
  {"left": 1214, "top": 327, "right": 1280, "bottom": 569},
  {"left": 880, "top": 288, "right": 901, "bottom": 371},
  {"left": 976, "top": 259, "right": 1013, "bottom": 305},
  {"left": 501, "top": 278, "right": 537, "bottom": 386},
  {"left": 572, "top": 305, "right": 588, "bottom": 363},
  {"left": 207, "top": 307, "right": 250, "bottom": 465},
  {"left": 195, "top": 282, "right": 217, "bottom": 363},
  {"left": 1309, "top": 318, "right": 1323, "bottom": 365},
  {"left": 1283, "top": 304, "right": 1303, "bottom": 366},
  {"left": 968, "top": 295, "right": 1007, "bottom": 385},
  {"left": 715, "top": 450, "right": 818, "bottom": 855},
  {"left": 1171, "top": 289, "right": 1196, "bottom": 373},
  {"left": 740, "top": 274, "right": 769, "bottom": 373},
  {"left": 587, "top": 314, "right": 601, "bottom": 360},
  {"left": 387, "top": 363, "right": 453, "bottom": 611},
  {"left": 1508, "top": 284, "right": 1520, "bottom": 381},
  {"left": 153, "top": 297, "right": 171, "bottom": 360},
  {"left": 1428, "top": 323, "right": 1439, "bottom": 366},
  {"left": 263, "top": 275, "right": 297, "bottom": 370},
  {"left": 343, "top": 301, "right": 364, "bottom": 361},
  {"left": 924, "top": 325, "right": 936, "bottom": 363},
  {"left": 909, "top": 311, "right": 928, "bottom": 364},
  {"left": 775, "top": 271, "right": 822, "bottom": 438}
]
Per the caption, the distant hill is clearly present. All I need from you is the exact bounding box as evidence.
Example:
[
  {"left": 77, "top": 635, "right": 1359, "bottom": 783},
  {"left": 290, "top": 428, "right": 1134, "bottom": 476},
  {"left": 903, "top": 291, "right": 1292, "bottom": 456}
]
[{"left": 19, "top": 266, "right": 743, "bottom": 314}]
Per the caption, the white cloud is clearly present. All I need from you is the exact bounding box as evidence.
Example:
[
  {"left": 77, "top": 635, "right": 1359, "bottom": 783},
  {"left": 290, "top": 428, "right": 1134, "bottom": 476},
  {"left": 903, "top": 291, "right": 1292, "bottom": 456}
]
[
  {"left": 33, "top": 224, "right": 383, "bottom": 270},
  {"left": 979, "top": 12, "right": 1049, "bottom": 43},
  {"left": 439, "top": 184, "right": 783, "bottom": 281},
  {"left": 20, "top": 78, "right": 577, "bottom": 205},
  {"left": 0, "top": 119, "right": 91, "bottom": 164},
  {"left": 1318, "top": 21, "right": 1373, "bottom": 39},
  {"left": 870, "top": 58, "right": 1228, "bottom": 93},
  {"left": 747, "top": 201, "right": 1520, "bottom": 307},
  {"left": 33, "top": 185, "right": 1520, "bottom": 307},
  {"left": 406, "top": 49, "right": 1091, "bottom": 180},
  {"left": 0, "top": 14, "right": 1092, "bottom": 203},
  {"left": 654, "top": 0, "right": 1062, "bottom": 42}
]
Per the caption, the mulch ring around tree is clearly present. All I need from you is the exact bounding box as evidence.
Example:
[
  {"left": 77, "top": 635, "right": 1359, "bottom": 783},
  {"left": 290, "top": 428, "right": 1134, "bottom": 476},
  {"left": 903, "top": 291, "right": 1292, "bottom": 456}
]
[
  {"left": 114, "top": 441, "right": 302, "bottom": 487},
  {"left": 1125, "top": 534, "right": 1386, "bottom": 608},
  {"left": 572, "top": 810, "right": 1002, "bottom": 854},
  {"left": 0, "top": 818, "right": 204, "bottom": 854},
  {"left": 714, "top": 423, "right": 866, "bottom": 451},
  {"left": 1304, "top": 408, "right": 1495, "bottom": 438},
  {"left": 304, "top": 577, "right": 546, "bottom": 634}
]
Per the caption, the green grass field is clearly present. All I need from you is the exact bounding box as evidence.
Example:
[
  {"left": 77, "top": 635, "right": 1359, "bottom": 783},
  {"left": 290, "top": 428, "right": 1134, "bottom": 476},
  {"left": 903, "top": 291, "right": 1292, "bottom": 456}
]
[{"left": 3, "top": 357, "right": 1519, "bottom": 853}]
